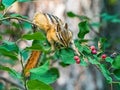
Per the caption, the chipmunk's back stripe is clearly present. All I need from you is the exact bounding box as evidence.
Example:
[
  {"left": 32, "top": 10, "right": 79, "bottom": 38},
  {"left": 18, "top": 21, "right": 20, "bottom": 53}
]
[
  {"left": 46, "top": 13, "right": 54, "bottom": 24},
  {"left": 59, "top": 32, "right": 67, "bottom": 46},
  {"left": 44, "top": 13, "right": 68, "bottom": 47},
  {"left": 51, "top": 15, "right": 60, "bottom": 24},
  {"left": 44, "top": 13, "right": 53, "bottom": 24},
  {"left": 56, "top": 27, "right": 67, "bottom": 47}
]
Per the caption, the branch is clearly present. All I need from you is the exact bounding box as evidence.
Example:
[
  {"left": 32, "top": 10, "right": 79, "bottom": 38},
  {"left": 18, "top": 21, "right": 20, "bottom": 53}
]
[
  {"left": 89, "top": 24, "right": 101, "bottom": 37},
  {"left": 0, "top": 75, "right": 25, "bottom": 90},
  {"left": 0, "top": 17, "right": 34, "bottom": 25}
]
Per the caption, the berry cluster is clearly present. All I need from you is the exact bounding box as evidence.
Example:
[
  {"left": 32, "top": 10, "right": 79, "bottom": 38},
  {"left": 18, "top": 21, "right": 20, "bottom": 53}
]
[
  {"left": 90, "top": 45, "right": 107, "bottom": 59},
  {"left": 90, "top": 46, "right": 97, "bottom": 54},
  {"left": 74, "top": 56, "right": 80, "bottom": 64}
]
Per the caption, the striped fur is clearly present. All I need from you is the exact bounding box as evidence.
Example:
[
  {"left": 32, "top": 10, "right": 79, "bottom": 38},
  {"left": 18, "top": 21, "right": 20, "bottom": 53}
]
[
  {"left": 24, "top": 13, "right": 73, "bottom": 77},
  {"left": 33, "top": 12, "right": 72, "bottom": 48}
]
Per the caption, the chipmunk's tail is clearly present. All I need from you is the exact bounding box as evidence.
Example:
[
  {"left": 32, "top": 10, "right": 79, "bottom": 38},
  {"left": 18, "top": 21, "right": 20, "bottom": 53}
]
[{"left": 23, "top": 51, "right": 42, "bottom": 77}]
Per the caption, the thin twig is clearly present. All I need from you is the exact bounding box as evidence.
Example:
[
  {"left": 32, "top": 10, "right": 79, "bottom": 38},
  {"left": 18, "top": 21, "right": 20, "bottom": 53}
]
[
  {"left": 112, "top": 81, "right": 120, "bottom": 84},
  {"left": 2, "top": 5, "right": 13, "bottom": 17},
  {"left": 89, "top": 24, "right": 101, "bottom": 37},
  {"left": 0, "top": 17, "right": 34, "bottom": 25},
  {"left": 110, "top": 83, "right": 113, "bottom": 90},
  {"left": 0, "top": 75, "right": 25, "bottom": 90},
  {"left": 19, "top": 52, "right": 28, "bottom": 90}
]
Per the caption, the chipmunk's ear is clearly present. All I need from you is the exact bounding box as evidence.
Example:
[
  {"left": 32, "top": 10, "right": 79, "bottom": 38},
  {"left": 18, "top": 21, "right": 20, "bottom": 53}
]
[{"left": 64, "top": 23, "right": 68, "bottom": 29}]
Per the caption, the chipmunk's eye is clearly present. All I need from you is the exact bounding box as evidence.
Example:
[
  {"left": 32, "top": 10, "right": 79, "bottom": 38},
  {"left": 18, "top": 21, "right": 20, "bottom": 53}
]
[{"left": 32, "top": 24, "right": 37, "bottom": 32}]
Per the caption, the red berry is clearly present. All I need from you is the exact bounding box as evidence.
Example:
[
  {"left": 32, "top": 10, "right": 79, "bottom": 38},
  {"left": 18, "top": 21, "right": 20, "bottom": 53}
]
[
  {"left": 101, "top": 54, "right": 107, "bottom": 59},
  {"left": 90, "top": 45, "right": 95, "bottom": 50},
  {"left": 91, "top": 49, "right": 97, "bottom": 54},
  {"left": 76, "top": 59, "right": 80, "bottom": 64},
  {"left": 74, "top": 56, "right": 79, "bottom": 61}
]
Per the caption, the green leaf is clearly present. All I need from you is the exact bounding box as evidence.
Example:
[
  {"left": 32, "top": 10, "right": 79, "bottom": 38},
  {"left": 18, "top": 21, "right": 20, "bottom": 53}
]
[
  {"left": 2, "top": 40, "right": 19, "bottom": 53},
  {"left": 90, "top": 22, "right": 101, "bottom": 28},
  {"left": 22, "top": 22, "right": 32, "bottom": 30},
  {"left": 0, "top": 82, "right": 5, "bottom": 90},
  {"left": 105, "top": 57, "right": 114, "bottom": 64},
  {"left": 27, "top": 80, "right": 53, "bottom": 90},
  {"left": 0, "top": 47, "right": 18, "bottom": 60},
  {"left": 67, "top": 11, "right": 90, "bottom": 20},
  {"left": 99, "top": 38, "right": 107, "bottom": 50},
  {"left": 22, "top": 32, "right": 46, "bottom": 40},
  {"left": 59, "top": 62, "right": 70, "bottom": 67},
  {"left": 18, "top": 0, "right": 32, "bottom": 2},
  {"left": 0, "top": 65, "right": 21, "bottom": 79},
  {"left": 30, "top": 61, "right": 49, "bottom": 75},
  {"left": 0, "top": 35, "right": 2, "bottom": 40},
  {"left": 111, "top": 18, "right": 120, "bottom": 23},
  {"left": 67, "top": 11, "right": 76, "bottom": 17},
  {"left": 101, "top": 13, "right": 118, "bottom": 21},
  {"left": 10, "top": 13, "right": 28, "bottom": 19},
  {"left": 113, "top": 69, "right": 120, "bottom": 80},
  {"left": 99, "top": 64, "right": 112, "bottom": 83},
  {"left": 0, "top": 3, "right": 5, "bottom": 11},
  {"left": 112, "top": 55, "right": 120, "bottom": 69},
  {"left": 58, "top": 48, "right": 75, "bottom": 64},
  {"left": 80, "top": 58, "right": 88, "bottom": 66},
  {"left": 74, "top": 40, "right": 83, "bottom": 52},
  {"left": 2, "top": 0, "right": 16, "bottom": 7},
  {"left": 26, "top": 40, "right": 50, "bottom": 53},
  {"left": 88, "top": 57, "right": 100, "bottom": 64},
  {"left": 78, "top": 21, "right": 90, "bottom": 39},
  {"left": 30, "top": 68, "right": 59, "bottom": 84},
  {"left": 82, "top": 45, "right": 91, "bottom": 54},
  {"left": 20, "top": 49, "right": 29, "bottom": 61}
]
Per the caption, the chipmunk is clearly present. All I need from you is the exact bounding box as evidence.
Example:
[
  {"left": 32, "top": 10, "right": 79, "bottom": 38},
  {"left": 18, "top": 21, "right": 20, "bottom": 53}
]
[{"left": 24, "top": 12, "right": 80, "bottom": 77}]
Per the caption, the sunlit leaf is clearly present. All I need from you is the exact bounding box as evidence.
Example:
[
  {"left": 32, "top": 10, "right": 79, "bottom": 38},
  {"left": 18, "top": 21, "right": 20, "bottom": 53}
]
[
  {"left": 27, "top": 80, "right": 53, "bottom": 90},
  {"left": 2, "top": 0, "right": 16, "bottom": 7},
  {"left": 105, "top": 57, "right": 114, "bottom": 64},
  {"left": 112, "top": 55, "right": 120, "bottom": 69},
  {"left": 22, "top": 32, "right": 46, "bottom": 40},
  {"left": 30, "top": 68, "right": 59, "bottom": 84},
  {"left": 18, "top": 0, "right": 32, "bottom": 2},
  {"left": 26, "top": 40, "right": 50, "bottom": 53},
  {"left": 58, "top": 48, "right": 75, "bottom": 64},
  {"left": 22, "top": 22, "right": 32, "bottom": 30},
  {"left": 30, "top": 61, "right": 49, "bottom": 75}
]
